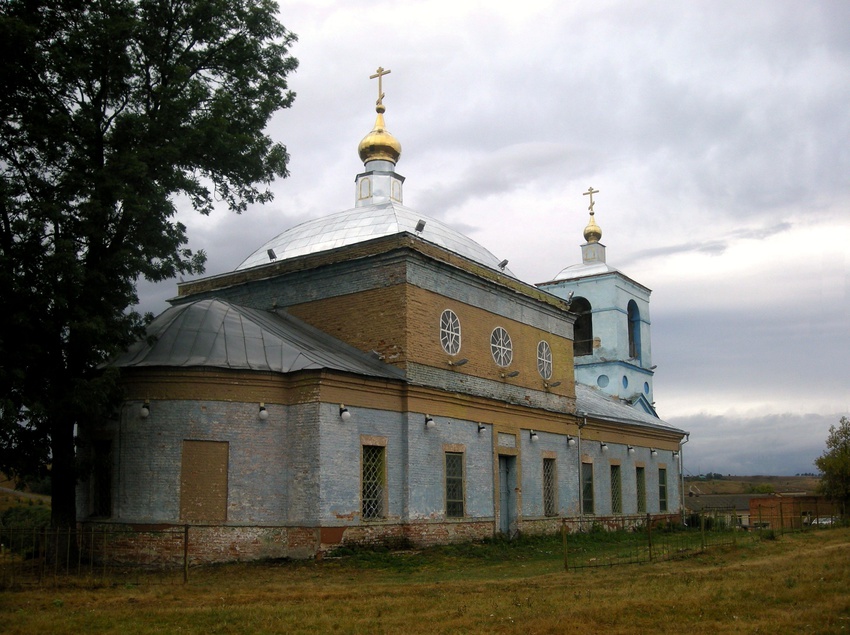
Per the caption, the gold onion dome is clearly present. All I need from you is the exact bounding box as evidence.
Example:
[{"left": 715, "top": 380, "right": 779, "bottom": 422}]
[
  {"left": 583, "top": 212, "right": 602, "bottom": 243},
  {"left": 358, "top": 103, "right": 402, "bottom": 164}
]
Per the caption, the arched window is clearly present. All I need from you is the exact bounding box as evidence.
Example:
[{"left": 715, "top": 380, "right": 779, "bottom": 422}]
[
  {"left": 572, "top": 297, "right": 593, "bottom": 357},
  {"left": 628, "top": 300, "right": 641, "bottom": 361}
]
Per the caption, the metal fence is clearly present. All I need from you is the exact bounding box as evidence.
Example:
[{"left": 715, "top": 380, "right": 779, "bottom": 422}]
[
  {"left": 1, "top": 510, "right": 842, "bottom": 586},
  {"left": 561, "top": 509, "right": 842, "bottom": 570},
  {"left": 0, "top": 525, "right": 188, "bottom": 587},
  {"left": 561, "top": 512, "right": 739, "bottom": 570}
]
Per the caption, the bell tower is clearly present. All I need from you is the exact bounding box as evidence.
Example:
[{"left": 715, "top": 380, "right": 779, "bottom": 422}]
[{"left": 537, "top": 188, "right": 656, "bottom": 413}]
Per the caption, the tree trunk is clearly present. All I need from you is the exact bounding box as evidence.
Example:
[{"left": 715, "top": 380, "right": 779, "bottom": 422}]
[{"left": 50, "top": 413, "right": 78, "bottom": 528}]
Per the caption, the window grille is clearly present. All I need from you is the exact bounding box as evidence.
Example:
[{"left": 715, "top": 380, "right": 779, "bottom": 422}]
[
  {"left": 610, "top": 464, "right": 622, "bottom": 514},
  {"left": 658, "top": 467, "right": 668, "bottom": 512},
  {"left": 445, "top": 452, "right": 465, "bottom": 517},
  {"left": 362, "top": 445, "right": 386, "bottom": 519},
  {"left": 537, "top": 341, "right": 552, "bottom": 379},
  {"left": 636, "top": 466, "right": 646, "bottom": 513},
  {"left": 543, "top": 458, "right": 557, "bottom": 517},
  {"left": 581, "top": 462, "right": 594, "bottom": 514},
  {"left": 440, "top": 309, "right": 461, "bottom": 355},
  {"left": 490, "top": 327, "right": 513, "bottom": 367}
]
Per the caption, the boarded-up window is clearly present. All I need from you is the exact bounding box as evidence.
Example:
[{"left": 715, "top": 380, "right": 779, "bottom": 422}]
[{"left": 180, "top": 440, "right": 228, "bottom": 522}]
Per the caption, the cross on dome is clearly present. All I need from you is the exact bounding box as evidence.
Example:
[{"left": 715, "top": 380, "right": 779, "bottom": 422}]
[
  {"left": 358, "top": 66, "right": 402, "bottom": 165},
  {"left": 582, "top": 186, "right": 602, "bottom": 243},
  {"left": 370, "top": 66, "right": 391, "bottom": 107}
]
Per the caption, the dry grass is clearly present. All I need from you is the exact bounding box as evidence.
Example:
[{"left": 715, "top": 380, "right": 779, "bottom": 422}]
[
  {"left": 688, "top": 475, "right": 821, "bottom": 495},
  {"left": 1, "top": 528, "right": 848, "bottom": 634}
]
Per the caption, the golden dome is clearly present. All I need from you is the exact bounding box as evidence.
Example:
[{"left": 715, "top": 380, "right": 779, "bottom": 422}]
[
  {"left": 583, "top": 211, "right": 602, "bottom": 243},
  {"left": 358, "top": 103, "right": 402, "bottom": 164}
]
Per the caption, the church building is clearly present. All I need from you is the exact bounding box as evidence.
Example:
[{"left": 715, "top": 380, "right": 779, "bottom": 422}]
[{"left": 79, "top": 71, "right": 687, "bottom": 561}]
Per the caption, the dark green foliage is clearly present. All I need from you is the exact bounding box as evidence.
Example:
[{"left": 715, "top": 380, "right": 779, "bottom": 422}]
[
  {"left": 1, "top": 504, "right": 51, "bottom": 530},
  {"left": 815, "top": 416, "right": 850, "bottom": 516},
  {"left": 0, "top": 0, "right": 297, "bottom": 527}
]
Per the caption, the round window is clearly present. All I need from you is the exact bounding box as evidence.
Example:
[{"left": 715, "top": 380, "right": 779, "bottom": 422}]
[
  {"left": 440, "top": 309, "right": 461, "bottom": 355},
  {"left": 537, "top": 341, "right": 552, "bottom": 379},
  {"left": 490, "top": 327, "right": 513, "bottom": 367}
]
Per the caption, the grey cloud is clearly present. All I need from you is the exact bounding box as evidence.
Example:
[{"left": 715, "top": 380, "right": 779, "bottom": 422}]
[
  {"left": 670, "top": 411, "right": 843, "bottom": 475},
  {"left": 621, "top": 221, "right": 793, "bottom": 264}
]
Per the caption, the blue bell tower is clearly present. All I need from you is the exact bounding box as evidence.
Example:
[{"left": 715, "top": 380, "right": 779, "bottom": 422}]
[{"left": 537, "top": 188, "right": 656, "bottom": 415}]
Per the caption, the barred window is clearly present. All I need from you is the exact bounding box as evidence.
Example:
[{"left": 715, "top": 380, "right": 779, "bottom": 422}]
[
  {"left": 440, "top": 309, "right": 461, "bottom": 355},
  {"left": 543, "top": 458, "right": 557, "bottom": 517},
  {"left": 490, "top": 327, "right": 513, "bottom": 367},
  {"left": 537, "top": 340, "right": 553, "bottom": 380},
  {"left": 445, "top": 452, "right": 465, "bottom": 517},
  {"left": 610, "top": 464, "right": 622, "bottom": 514},
  {"left": 659, "top": 468, "right": 668, "bottom": 512},
  {"left": 636, "top": 466, "right": 646, "bottom": 513},
  {"left": 362, "top": 445, "right": 386, "bottom": 519},
  {"left": 581, "top": 462, "right": 594, "bottom": 514}
]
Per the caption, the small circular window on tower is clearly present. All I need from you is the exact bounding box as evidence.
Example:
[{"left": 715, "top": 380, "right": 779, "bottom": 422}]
[
  {"left": 537, "top": 340, "right": 552, "bottom": 379},
  {"left": 490, "top": 327, "right": 513, "bottom": 367},
  {"left": 440, "top": 309, "right": 461, "bottom": 355}
]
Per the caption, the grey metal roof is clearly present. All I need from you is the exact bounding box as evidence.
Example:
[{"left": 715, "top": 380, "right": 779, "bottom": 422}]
[
  {"left": 110, "top": 299, "right": 406, "bottom": 380},
  {"left": 575, "top": 383, "right": 685, "bottom": 434},
  {"left": 235, "top": 201, "right": 515, "bottom": 276},
  {"left": 551, "top": 261, "right": 621, "bottom": 281}
]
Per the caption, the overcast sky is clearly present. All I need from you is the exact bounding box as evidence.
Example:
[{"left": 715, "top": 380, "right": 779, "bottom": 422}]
[{"left": 138, "top": 0, "right": 850, "bottom": 476}]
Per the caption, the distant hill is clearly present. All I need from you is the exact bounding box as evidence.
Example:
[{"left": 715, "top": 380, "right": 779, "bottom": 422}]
[{"left": 684, "top": 475, "right": 820, "bottom": 495}]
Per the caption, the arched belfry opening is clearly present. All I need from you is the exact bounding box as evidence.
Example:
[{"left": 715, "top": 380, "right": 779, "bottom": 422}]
[
  {"left": 627, "top": 300, "right": 641, "bottom": 361},
  {"left": 572, "top": 297, "right": 593, "bottom": 357}
]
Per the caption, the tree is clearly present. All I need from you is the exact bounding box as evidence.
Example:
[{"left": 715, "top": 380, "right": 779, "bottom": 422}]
[
  {"left": 0, "top": 0, "right": 297, "bottom": 527},
  {"left": 815, "top": 416, "right": 850, "bottom": 516}
]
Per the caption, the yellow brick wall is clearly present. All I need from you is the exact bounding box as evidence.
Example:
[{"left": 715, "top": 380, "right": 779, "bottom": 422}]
[
  {"left": 406, "top": 286, "right": 575, "bottom": 398},
  {"left": 286, "top": 282, "right": 575, "bottom": 399},
  {"left": 288, "top": 285, "right": 409, "bottom": 366}
]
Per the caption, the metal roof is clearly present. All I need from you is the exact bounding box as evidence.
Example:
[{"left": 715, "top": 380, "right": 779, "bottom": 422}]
[
  {"left": 551, "top": 261, "right": 621, "bottom": 281},
  {"left": 575, "top": 383, "right": 685, "bottom": 434},
  {"left": 235, "top": 201, "right": 515, "bottom": 276},
  {"left": 110, "top": 299, "right": 406, "bottom": 380}
]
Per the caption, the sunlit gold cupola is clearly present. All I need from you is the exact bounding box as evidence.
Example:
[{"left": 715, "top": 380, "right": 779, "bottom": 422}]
[
  {"left": 580, "top": 186, "right": 606, "bottom": 265},
  {"left": 355, "top": 67, "right": 405, "bottom": 208},
  {"left": 582, "top": 186, "right": 602, "bottom": 243},
  {"left": 583, "top": 211, "right": 602, "bottom": 243},
  {"left": 358, "top": 67, "right": 402, "bottom": 165}
]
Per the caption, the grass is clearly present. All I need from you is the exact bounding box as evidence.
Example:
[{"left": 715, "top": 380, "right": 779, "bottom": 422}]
[{"left": 1, "top": 528, "right": 848, "bottom": 634}]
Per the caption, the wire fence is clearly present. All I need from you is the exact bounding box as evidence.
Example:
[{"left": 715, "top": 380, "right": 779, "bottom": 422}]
[
  {"left": 1, "top": 509, "right": 843, "bottom": 586},
  {"left": 562, "top": 513, "right": 736, "bottom": 570},
  {"left": 0, "top": 525, "right": 187, "bottom": 587},
  {"left": 561, "top": 508, "right": 843, "bottom": 570}
]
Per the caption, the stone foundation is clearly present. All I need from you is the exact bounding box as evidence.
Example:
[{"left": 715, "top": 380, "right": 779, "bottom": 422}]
[{"left": 82, "top": 514, "right": 680, "bottom": 564}]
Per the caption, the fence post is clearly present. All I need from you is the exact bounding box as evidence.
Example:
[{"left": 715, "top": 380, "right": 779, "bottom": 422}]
[
  {"left": 700, "top": 511, "right": 706, "bottom": 550},
  {"left": 646, "top": 513, "right": 653, "bottom": 561},
  {"left": 562, "top": 519, "right": 568, "bottom": 571},
  {"left": 779, "top": 502, "right": 784, "bottom": 534},
  {"left": 183, "top": 525, "right": 189, "bottom": 584}
]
